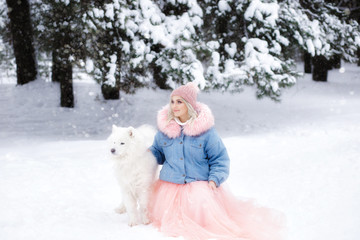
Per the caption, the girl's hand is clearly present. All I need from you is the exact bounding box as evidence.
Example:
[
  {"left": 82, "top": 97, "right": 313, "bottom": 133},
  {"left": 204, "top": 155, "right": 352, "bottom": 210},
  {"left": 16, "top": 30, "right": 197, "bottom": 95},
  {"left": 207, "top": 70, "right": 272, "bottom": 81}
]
[{"left": 208, "top": 180, "right": 217, "bottom": 190}]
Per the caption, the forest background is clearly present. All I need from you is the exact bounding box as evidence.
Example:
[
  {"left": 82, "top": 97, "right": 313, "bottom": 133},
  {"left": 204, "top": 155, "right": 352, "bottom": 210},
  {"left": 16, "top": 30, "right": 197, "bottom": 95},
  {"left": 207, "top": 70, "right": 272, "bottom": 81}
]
[{"left": 1, "top": 0, "right": 360, "bottom": 106}]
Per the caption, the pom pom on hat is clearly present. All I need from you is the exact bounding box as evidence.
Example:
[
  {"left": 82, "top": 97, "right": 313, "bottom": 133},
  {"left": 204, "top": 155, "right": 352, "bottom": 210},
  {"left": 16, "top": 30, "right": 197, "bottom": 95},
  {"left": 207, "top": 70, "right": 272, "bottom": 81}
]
[{"left": 170, "top": 82, "right": 200, "bottom": 108}]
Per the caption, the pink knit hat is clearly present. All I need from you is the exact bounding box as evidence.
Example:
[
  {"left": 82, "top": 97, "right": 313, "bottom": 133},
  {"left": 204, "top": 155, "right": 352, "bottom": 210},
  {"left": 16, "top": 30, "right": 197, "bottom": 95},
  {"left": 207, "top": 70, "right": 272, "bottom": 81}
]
[{"left": 170, "top": 82, "right": 200, "bottom": 109}]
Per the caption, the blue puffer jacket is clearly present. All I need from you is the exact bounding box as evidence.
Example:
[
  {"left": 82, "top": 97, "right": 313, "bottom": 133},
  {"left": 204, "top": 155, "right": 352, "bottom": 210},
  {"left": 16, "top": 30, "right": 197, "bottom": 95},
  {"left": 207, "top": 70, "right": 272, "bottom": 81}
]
[{"left": 150, "top": 102, "right": 230, "bottom": 187}]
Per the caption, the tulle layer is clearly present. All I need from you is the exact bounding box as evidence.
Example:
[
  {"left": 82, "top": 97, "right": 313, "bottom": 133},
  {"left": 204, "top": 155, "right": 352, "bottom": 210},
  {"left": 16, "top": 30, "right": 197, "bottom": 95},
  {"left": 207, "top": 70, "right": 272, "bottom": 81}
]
[{"left": 149, "top": 180, "right": 285, "bottom": 240}]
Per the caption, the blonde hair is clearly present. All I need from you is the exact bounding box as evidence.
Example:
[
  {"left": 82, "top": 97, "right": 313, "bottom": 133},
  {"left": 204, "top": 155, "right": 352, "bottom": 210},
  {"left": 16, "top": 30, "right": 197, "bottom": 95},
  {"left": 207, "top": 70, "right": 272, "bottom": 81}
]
[{"left": 167, "top": 97, "right": 198, "bottom": 124}]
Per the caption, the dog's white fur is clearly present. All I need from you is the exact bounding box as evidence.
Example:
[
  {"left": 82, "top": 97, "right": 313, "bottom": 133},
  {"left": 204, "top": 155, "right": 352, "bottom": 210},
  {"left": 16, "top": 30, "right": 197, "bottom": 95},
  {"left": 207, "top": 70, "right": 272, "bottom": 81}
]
[{"left": 107, "top": 124, "right": 158, "bottom": 226}]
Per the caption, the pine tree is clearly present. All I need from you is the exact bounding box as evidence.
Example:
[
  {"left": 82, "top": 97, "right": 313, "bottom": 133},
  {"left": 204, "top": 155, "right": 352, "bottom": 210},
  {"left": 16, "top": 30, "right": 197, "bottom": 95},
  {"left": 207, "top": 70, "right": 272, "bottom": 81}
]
[
  {"left": 201, "top": 0, "right": 300, "bottom": 101},
  {"left": 293, "top": 0, "right": 360, "bottom": 81},
  {"left": 84, "top": 0, "right": 204, "bottom": 99},
  {"left": 151, "top": 0, "right": 195, "bottom": 90},
  {"left": 32, "top": 0, "right": 88, "bottom": 107},
  {"left": 327, "top": 0, "right": 360, "bottom": 66},
  {"left": 84, "top": 0, "right": 144, "bottom": 99}
]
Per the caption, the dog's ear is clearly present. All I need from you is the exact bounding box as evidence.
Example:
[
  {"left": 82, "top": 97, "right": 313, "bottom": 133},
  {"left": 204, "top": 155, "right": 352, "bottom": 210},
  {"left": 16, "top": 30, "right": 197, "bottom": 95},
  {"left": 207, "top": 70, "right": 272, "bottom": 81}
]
[
  {"left": 112, "top": 125, "right": 118, "bottom": 132},
  {"left": 128, "top": 126, "right": 135, "bottom": 138}
]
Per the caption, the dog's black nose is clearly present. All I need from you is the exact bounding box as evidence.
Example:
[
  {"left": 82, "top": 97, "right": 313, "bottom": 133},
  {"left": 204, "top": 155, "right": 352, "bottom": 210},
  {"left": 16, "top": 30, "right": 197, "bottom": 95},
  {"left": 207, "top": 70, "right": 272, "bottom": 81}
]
[{"left": 111, "top": 148, "right": 116, "bottom": 154}]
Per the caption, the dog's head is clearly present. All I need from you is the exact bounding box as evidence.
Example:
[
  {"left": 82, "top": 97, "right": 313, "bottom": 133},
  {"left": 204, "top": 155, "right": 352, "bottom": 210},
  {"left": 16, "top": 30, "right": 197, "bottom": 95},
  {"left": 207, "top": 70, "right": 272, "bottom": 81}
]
[{"left": 107, "top": 125, "right": 136, "bottom": 157}]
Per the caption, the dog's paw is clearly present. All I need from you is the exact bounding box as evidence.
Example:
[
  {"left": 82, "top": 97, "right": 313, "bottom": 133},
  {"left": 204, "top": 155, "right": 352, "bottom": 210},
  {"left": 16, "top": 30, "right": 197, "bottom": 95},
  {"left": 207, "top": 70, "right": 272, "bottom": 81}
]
[
  {"left": 114, "top": 205, "right": 126, "bottom": 214},
  {"left": 142, "top": 216, "right": 151, "bottom": 225},
  {"left": 140, "top": 211, "right": 151, "bottom": 225},
  {"left": 127, "top": 219, "right": 138, "bottom": 227}
]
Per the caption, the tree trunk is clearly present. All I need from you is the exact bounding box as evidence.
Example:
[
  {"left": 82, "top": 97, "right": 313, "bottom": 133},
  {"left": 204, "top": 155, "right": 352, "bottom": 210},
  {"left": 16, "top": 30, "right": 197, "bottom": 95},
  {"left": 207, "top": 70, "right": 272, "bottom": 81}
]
[
  {"left": 101, "top": 84, "right": 119, "bottom": 99},
  {"left": 51, "top": 49, "right": 61, "bottom": 82},
  {"left": 329, "top": 54, "right": 341, "bottom": 69},
  {"left": 151, "top": 44, "right": 169, "bottom": 89},
  {"left": 312, "top": 55, "right": 328, "bottom": 82},
  {"left": 357, "top": 48, "right": 360, "bottom": 67},
  {"left": 59, "top": 56, "right": 74, "bottom": 108},
  {"left": 304, "top": 51, "right": 312, "bottom": 73},
  {"left": 6, "top": 0, "right": 37, "bottom": 85},
  {"left": 53, "top": 31, "right": 74, "bottom": 108},
  {"left": 153, "top": 64, "right": 169, "bottom": 89}
]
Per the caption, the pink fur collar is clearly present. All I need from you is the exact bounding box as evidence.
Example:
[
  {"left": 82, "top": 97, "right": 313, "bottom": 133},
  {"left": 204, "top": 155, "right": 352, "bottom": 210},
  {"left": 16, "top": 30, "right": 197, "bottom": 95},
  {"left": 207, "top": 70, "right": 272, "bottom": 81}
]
[{"left": 157, "top": 102, "right": 215, "bottom": 138}]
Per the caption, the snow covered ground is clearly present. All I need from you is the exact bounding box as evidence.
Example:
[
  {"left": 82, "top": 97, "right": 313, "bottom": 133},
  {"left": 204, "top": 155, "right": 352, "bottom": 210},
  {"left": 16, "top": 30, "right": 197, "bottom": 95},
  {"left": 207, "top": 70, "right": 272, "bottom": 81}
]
[{"left": 0, "top": 63, "right": 360, "bottom": 240}]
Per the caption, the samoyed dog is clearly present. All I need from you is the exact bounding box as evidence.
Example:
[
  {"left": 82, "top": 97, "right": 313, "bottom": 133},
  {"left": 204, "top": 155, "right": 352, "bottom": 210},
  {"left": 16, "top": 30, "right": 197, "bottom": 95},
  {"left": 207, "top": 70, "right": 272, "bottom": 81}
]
[{"left": 107, "top": 124, "right": 158, "bottom": 226}]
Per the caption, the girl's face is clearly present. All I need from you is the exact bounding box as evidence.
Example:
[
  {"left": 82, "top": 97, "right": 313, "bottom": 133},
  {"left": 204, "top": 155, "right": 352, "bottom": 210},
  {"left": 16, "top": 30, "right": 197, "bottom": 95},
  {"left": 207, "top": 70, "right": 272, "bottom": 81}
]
[{"left": 171, "top": 96, "right": 189, "bottom": 121}]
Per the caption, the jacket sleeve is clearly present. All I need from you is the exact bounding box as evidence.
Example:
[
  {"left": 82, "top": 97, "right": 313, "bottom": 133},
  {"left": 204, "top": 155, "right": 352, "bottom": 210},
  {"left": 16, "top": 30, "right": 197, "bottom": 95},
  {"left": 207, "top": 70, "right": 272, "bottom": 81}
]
[
  {"left": 149, "top": 131, "right": 166, "bottom": 165},
  {"left": 206, "top": 129, "right": 230, "bottom": 187}
]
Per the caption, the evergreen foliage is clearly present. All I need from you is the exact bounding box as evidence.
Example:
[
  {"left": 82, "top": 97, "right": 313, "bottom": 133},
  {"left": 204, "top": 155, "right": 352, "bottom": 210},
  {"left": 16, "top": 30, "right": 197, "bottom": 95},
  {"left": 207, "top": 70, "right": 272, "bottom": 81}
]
[
  {"left": 82, "top": 0, "right": 359, "bottom": 101},
  {"left": 84, "top": 0, "right": 203, "bottom": 97},
  {"left": 0, "top": 3, "right": 15, "bottom": 73},
  {"left": 1, "top": 0, "right": 360, "bottom": 101}
]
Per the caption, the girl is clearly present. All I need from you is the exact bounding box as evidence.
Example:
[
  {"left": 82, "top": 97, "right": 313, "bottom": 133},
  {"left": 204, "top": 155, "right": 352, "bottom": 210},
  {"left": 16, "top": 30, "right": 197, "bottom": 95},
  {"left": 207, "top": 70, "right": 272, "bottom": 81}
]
[{"left": 149, "top": 82, "right": 284, "bottom": 240}]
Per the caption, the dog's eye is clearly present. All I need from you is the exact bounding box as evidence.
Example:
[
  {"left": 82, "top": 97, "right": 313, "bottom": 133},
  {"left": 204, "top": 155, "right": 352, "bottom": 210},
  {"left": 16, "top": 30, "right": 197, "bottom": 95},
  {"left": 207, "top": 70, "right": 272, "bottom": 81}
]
[{"left": 120, "top": 142, "right": 125, "bottom": 145}]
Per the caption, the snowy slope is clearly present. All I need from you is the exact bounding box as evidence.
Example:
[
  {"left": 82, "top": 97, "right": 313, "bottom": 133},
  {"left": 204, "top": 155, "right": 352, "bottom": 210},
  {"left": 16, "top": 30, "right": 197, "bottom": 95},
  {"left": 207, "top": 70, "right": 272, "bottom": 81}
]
[{"left": 0, "top": 63, "right": 360, "bottom": 240}]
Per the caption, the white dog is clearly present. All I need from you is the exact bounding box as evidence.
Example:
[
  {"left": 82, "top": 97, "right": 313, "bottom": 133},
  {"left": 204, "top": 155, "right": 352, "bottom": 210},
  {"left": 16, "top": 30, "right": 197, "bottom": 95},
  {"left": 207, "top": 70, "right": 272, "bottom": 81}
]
[{"left": 107, "top": 124, "right": 158, "bottom": 226}]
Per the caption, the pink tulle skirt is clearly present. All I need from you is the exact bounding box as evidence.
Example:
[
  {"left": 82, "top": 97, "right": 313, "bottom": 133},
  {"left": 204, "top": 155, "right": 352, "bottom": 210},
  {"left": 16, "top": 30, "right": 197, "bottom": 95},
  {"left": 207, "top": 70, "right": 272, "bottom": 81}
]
[{"left": 149, "top": 180, "right": 285, "bottom": 240}]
